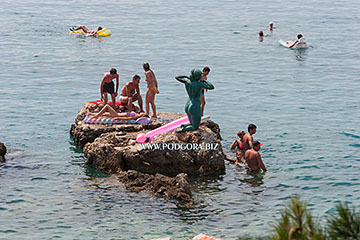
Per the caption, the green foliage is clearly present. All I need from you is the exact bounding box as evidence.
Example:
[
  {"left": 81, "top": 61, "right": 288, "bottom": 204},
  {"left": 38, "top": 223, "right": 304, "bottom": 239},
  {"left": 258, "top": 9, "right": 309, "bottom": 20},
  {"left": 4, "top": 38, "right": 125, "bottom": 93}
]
[
  {"left": 327, "top": 202, "right": 360, "bottom": 240},
  {"left": 236, "top": 198, "right": 360, "bottom": 240},
  {"left": 272, "top": 196, "right": 325, "bottom": 240}
]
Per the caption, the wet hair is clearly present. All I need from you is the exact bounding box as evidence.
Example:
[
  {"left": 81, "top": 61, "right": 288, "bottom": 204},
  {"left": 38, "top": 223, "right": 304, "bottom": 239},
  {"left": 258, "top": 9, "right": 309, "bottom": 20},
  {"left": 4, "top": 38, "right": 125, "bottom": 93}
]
[
  {"left": 248, "top": 123, "right": 257, "bottom": 132},
  {"left": 143, "top": 62, "right": 150, "bottom": 71},
  {"left": 259, "top": 31, "right": 264, "bottom": 37},
  {"left": 253, "top": 141, "right": 261, "bottom": 147},
  {"left": 98, "top": 26, "right": 103, "bottom": 30},
  {"left": 110, "top": 68, "right": 117, "bottom": 74},
  {"left": 203, "top": 66, "right": 210, "bottom": 73},
  {"left": 133, "top": 74, "right": 140, "bottom": 80},
  {"left": 297, "top": 34, "right": 303, "bottom": 39}
]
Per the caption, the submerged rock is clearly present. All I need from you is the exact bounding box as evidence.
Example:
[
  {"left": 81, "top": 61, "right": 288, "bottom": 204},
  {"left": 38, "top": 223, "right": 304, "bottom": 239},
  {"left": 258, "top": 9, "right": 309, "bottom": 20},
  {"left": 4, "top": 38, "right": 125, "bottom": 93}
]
[
  {"left": 117, "top": 170, "right": 193, "bottom": 203},
  {"left": 0, "top": 141, "right": 6, "bottom": 162}
]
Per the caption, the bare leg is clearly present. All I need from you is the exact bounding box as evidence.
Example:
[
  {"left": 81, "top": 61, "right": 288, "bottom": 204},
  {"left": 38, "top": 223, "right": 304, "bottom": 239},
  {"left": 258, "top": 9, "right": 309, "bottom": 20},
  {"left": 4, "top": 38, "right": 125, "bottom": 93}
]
[
  {"left": 150, "top": 99, "right": 157, "bottom": 118},
  {"left": 127, "top": 97, "right": 133, "bottom": 112},
  {"left": 94, "top": 105, "right": 118, "bottom": 118},
  {"left": 145, "top": 89, "right": 151, "bottom": 116},
  {"left": 104, "top": 93, "right": 109, "bottom": 106},
  {"left": 110, "top": 93, "right": 116, "bottom": 109},
  {"left": 74, "top": 26, "right": 89, "bottom": 33},
  {"left": 200, "top": 95, "right": 205, "bottom": 116},
  {"left": 136, "top": 95, "right": 144, "bottom": 112}
]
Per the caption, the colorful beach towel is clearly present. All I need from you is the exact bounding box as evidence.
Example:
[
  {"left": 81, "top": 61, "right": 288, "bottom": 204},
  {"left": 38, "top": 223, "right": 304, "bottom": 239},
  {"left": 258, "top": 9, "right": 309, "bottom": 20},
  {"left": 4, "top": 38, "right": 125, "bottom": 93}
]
[{"left": 84, "top": 116, "right": 151, "bottom": 125}]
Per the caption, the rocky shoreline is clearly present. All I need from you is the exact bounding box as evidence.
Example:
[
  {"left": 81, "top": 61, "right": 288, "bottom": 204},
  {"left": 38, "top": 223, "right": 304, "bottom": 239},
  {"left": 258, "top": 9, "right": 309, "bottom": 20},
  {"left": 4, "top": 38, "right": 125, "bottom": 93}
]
[{"left": 70, "top": 102, "right": 226, "bottom": 203}]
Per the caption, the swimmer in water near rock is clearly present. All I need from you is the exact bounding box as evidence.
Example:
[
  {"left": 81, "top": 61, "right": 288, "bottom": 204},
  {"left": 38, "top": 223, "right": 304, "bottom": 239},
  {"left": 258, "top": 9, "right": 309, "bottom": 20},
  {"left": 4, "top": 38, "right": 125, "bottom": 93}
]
[{"left": 245, "top": 141, "right": 266, "bottom": 172}]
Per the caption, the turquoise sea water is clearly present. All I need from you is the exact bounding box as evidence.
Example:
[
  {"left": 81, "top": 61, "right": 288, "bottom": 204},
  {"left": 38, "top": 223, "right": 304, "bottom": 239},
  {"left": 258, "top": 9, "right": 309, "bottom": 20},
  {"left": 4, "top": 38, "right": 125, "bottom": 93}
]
[{"left": 1, "top": 0, "right": 360, "bottom": 239}]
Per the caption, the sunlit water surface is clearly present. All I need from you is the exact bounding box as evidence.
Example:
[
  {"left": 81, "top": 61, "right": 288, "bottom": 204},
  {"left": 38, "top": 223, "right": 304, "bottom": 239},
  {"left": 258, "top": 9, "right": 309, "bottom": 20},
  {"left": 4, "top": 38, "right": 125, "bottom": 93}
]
[{"left": 0, "top": 0, "right": 359, "bottom": 239}]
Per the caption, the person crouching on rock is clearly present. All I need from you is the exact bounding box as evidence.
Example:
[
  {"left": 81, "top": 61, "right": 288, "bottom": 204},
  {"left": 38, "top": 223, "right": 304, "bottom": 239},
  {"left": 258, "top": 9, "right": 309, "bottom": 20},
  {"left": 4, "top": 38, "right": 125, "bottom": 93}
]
[{"left": 119, "top": 75, "right": 144, "bottom": 113}]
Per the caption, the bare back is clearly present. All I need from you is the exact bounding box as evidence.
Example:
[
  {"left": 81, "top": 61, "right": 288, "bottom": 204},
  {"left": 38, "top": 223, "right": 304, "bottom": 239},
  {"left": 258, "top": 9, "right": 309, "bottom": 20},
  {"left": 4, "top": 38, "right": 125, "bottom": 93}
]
[
  {"left": 145, "top": 70, "right": 157, "bottom": 88},
  {"left": 245, "top": 149, "right": 266, "bottom": 171}
]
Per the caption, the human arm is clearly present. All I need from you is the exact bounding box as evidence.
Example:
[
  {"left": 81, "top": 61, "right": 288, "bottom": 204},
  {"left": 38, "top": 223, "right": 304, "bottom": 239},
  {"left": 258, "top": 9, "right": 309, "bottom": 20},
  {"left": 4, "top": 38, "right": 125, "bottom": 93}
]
[
  {"left": 200, "top": 80, "right": 214, "bottom": 90},
  {"left": 133, "top": 84, "right": 140, "bottom": 98},
  {"left": 288, "top": 40, "right": 298, "bottom": 48},
  {"left": 230, "top": 137, "right": 238, "bottom": 150},
  {"left": 115, "top": 74, "right": 119, "bottom": 97},
  {"left": 100, "top": 76, "right": 105, "bottom": 100},
  {"left": 175, "top": 75, "right": 190, "bottom": 84},
  {"left": 249, "top": 136, "right": 254, "bottom": 149},
  {"left": 257, "top": 153, "right": 267, "bottom": 171}
]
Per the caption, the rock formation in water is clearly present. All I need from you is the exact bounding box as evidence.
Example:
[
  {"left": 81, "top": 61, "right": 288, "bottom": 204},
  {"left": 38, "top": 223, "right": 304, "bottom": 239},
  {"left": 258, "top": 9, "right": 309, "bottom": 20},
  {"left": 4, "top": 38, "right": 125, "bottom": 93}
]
[
  {"left": 0, "top": 141, "right": 6, "bottom": 162},
  {"left": 70, "top": 102, "right": 226, "bottom": 203}
]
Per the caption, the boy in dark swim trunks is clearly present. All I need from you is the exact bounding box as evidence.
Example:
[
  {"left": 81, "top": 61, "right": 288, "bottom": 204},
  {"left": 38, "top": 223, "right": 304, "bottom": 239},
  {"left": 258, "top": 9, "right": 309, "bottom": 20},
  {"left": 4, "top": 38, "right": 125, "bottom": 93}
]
[{"left": 100, "top": 68, "right": 119, "bottom": 109}]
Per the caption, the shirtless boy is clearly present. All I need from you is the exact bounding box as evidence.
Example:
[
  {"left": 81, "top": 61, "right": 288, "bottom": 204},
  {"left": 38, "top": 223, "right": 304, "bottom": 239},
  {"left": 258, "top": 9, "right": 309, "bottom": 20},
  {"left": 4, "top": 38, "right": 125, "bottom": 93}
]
[
  {"left": 100, "top": 68, "right": 119, "bottom": 109},
  {"left": 143, "top": 62, "right": 159, "bottom": 118},
  {"left": 119, "top": 75, "right": 143, "bottom": 112},
  {"left": 245, "top": 141, "right": 266, "bottom": 172},
  {"left": 243, "top": 123, "right": 257, "bottom": 150}
]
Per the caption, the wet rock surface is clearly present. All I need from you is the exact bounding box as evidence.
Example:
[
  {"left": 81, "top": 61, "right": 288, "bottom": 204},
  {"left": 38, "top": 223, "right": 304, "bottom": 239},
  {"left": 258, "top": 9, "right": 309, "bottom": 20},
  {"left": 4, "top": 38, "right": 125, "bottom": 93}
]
[
  {"left": 117, "top": 170, "right": 193, "bottom": 203},
  {"left": 0, "top": 141, "right": 6, "bottom": 162}
]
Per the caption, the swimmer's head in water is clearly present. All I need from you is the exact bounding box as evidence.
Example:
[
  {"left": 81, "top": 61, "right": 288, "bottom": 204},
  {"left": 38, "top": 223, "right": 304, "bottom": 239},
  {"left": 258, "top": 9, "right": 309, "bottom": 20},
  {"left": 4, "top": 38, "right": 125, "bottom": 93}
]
[
  {"left": 190, "top": 69, "right": 202, "bottom": 82},
  {"left": 110, "top": 68, "right": 117, "bottom": 74},
  {"left": 269, "top": 21, "right": 273, "bottom": 26},
  {"left": 143, "top": 62, "right": 150, "bottom": 71},
  {"left": 253, "top": 141, "right": 263, "bottom": 150},
  {"left": 297, "top": 34, "right": 303, "bottom": 39},
  {"left": 259, "top": 31, "right": 264, "bottom": 37}
]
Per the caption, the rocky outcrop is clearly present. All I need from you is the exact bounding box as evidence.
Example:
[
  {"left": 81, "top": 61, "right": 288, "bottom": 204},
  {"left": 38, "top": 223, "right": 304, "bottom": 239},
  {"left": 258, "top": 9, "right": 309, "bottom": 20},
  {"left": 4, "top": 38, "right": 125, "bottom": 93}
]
[
  {"left": 70, "top": 102, "right": 168, "bottom": 148},
  {"left": 83, "top": 122, "right": 225, "bottom": 176},
  {"left": 117, "top": 170, "right": 193, "bottom": 203},
  {"left": 71, "top": 102, "right": 225, "bottom": 203},
  {"left": 0, "top": 141, "right": 6, "bottom": 162}
]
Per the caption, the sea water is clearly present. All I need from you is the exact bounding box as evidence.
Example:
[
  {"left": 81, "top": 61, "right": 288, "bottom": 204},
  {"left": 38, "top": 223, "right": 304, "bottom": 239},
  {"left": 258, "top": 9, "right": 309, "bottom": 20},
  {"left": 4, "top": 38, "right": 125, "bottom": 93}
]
[{"left": 0, "top": 0, "right": 359, "bottom": 239}]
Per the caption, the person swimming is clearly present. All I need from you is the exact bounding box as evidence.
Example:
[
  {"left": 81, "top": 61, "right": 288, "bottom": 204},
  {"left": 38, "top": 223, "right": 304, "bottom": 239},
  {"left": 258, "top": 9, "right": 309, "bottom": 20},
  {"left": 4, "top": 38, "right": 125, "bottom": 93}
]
[
  {"left": 287, "top": 34, "right": 308, "bottom": 48},
  {"left": 268, "top": 21, "right": 274, "bottom": 31}
]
